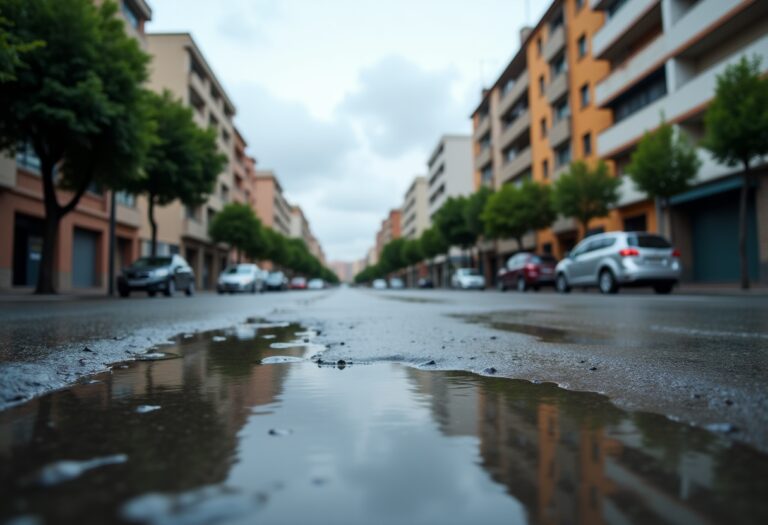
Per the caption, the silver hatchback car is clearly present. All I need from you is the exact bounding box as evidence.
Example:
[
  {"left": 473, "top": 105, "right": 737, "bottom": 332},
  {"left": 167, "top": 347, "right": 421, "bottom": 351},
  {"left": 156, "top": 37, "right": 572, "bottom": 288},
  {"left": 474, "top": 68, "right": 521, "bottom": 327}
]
[{"left": 555, "top": 232, "right": 681, "bottom": 294}]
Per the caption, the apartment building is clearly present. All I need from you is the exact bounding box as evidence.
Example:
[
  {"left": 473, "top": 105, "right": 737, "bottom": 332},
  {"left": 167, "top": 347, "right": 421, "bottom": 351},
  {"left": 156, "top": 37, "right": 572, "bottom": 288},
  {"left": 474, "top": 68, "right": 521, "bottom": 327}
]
[
  {"left": 253, "top": 171, "right": 292, "bottom": 237},
  {"left": 401, "top": 176, "right": 429, "bottom": 240},
  {"left": 233, "top": 128, "right": 257, "bottom": 208},
  {"left": 375, "top": 209, "right": 402, "bottom": 260},
  {"left": 139, "top": 33, "right": 237, "bottom": 289},
  {"left": 0, "top": 0, "right": 152, "bottom": 291},
  {"left": 592, "top": 0, "right": 768, "bottom": 283},
  {"left": 427, "top": 135, "right": 474, "bottom": 220}
]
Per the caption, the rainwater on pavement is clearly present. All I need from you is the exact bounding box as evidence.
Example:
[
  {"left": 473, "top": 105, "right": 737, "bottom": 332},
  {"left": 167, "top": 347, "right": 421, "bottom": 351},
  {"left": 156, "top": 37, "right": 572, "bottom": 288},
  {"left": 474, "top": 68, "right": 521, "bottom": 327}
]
[{"left": 1, "top": 320, "right": 767, "bottom": 525}]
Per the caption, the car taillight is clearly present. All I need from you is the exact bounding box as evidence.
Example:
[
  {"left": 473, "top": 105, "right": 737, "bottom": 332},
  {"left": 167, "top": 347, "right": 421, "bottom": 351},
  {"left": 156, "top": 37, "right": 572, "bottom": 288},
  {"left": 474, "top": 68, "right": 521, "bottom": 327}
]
[
  {"left": 619, "top": 248, "right": 639, "bottom": 257},
  {"left": 525, "top": 263, "right": 537, "bottom": 271},
  {"left": 672, "top": 249, "right": 681, "bottom": 258}
]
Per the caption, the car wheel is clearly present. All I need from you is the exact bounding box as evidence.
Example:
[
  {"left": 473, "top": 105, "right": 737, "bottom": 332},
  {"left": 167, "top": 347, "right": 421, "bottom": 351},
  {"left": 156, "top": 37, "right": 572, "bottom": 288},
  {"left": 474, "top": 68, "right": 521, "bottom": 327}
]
[
  {"left": 497, "top": 281, "right": 506, "bottom": 292},
  {"left": 148, "top": 290, "right": 157, "bottom": 297},
  {"left": 250, "top": 282, "right": 257, "bottom": 294},
  {"left": 516, "top": 276, "right": 528, "bottom": 292},
  {"left": 185, "top": 281, "right": 195, "bottom": 297},
  {"left": 599, "top": 269, "right": 618, "bottom": 294},
  {"left": 654, "top": 283, "right": 674, "bottom": 295},
  {"left": 556, "top": 274, "right": 571, "bottom": 294},
  {"left": 118, "top": 286, "right": 130, "bottom": 298},
  {"left": 164, "top": 278, "right": 175, "bottom": 297}
]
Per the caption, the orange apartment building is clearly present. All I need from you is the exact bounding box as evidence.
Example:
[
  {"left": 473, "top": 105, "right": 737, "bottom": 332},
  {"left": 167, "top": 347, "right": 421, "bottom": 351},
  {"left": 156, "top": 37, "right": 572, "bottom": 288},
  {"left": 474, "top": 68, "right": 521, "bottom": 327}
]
[
  {"left": 0, "top": 0, "right": 153, "bottom": 292},
  {"left": 474, "top": 0, "right": 767, "bottom": 284},
  {"left": 374, "top": 209, "right": 402, "bottom": 262},
  {"left": 253, "top": 171, "right": 292, "bottom": 238}
]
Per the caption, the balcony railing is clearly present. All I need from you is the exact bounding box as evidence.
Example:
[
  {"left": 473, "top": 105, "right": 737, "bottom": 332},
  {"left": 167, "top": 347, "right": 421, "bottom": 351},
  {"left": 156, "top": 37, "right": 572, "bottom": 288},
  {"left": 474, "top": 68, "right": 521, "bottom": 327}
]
[
  {"left": 545, "top": 72, "right": 568, "bottom": 105},
  {"left": 498, "top": 71, "right": 529, "bottom": 117},
  {"left": 548, "top": 116, "right": 571, "bottom": 148},
  {"left": 474, "top": 146, "right": 492, "bottom": 171},
  {"left": 499, "top": 110, "right": 531, "bottom": 149},
  {"left": 543, "top": 24, "right": 566, "bottom": 63},
  {"left": 592, "top": 0, "right": 659, "bottom": 59},
  {"left": 498, "top": 147, "right": 532, "bottom": 185}
]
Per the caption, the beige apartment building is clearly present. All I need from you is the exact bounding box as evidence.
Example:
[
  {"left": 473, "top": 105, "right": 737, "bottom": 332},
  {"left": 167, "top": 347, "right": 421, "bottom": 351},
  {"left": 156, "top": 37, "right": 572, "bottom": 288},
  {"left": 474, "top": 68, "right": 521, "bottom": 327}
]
[
  {"left": 253, "top": 171, "right": 292, "bottom": 237},
  {"left": 401, "top": 176, "right": 429, "bottom": 240},
  {"left": 289, "top": 205, "right": 325, "bottom": 263},
  {"left": 140, "top": 32, "right": 237, "bottom": 289},
  {"left": 0, "top": 0, "right": 152, "bottom": 292}
]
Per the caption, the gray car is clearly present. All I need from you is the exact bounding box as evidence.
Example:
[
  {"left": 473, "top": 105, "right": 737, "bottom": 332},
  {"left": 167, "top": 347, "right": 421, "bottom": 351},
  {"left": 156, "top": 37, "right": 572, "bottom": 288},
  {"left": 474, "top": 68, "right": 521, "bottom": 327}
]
[
  {"left": 118, "top": 255, "right": 195, "bottom": 298},
  {"left": 555, "top": 232, "right": 681, "bottom": 294}
]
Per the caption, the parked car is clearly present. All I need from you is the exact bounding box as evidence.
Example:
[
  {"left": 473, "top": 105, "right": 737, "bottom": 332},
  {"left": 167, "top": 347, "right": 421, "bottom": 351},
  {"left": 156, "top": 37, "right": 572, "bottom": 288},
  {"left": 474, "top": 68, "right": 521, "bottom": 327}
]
[
  {"left": 216, "top": 263, "right": 263, "bottom": 294},
  {"left": 372, "top": 279, "right": 388, "bottom": 290},
  {"left": 307, "top": 278, "right": 325, "bottom": 290},
  {"left": 389, "top": 277, "right": 405, "bottom": 289},
  {"left": 118, "top": 255, "right": 195, "bottom": 298},
  {"left": 417, "top": 278, "right": 434, "bottom": 289},
  {"left": 264, "top": 271, "right": 288, "bottom": 291},
  {"left": 498, "top": 253, "right": 558, "bottom": 292},
  {"left": 555, "top": 232, "right": 681, "bottom": 295},
  {"left": 290, "top": 276, "right": 308, "bottom": 290},
  {"left": 451, "top": 268, "right": 486, "bottom": 290}
]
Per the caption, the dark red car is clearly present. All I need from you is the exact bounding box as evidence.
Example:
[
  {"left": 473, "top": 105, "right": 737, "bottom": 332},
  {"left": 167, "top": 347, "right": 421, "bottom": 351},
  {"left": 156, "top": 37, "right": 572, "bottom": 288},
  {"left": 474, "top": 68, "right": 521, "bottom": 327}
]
[{"left": 497, "top": 252, "right": 558, "bottom": 292}]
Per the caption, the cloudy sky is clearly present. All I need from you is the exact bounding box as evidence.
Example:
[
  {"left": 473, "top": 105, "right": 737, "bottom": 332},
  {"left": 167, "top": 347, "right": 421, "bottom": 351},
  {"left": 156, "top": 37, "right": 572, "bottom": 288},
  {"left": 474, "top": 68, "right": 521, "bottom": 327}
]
[{"left": 149, "top": 0, "right": 548, "bottom": 262}]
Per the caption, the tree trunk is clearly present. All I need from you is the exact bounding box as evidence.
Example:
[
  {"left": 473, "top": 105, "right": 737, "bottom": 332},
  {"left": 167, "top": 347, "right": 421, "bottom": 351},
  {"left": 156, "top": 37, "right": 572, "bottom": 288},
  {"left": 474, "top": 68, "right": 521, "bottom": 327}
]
[
  {"left": 655, "top": 197, "right": 665, "bottom": 239},
  {"left": 148, "top": 195, "right": 158, "bottom": 258},
  {"left": 516, "top": 236, "right": 524, "bottom": 252},
  {"left": 738, "top": 164, "right": 751, "bottom": 290},
  {"left": 36, "top": 159, "right": 61, "bottom": 294}
]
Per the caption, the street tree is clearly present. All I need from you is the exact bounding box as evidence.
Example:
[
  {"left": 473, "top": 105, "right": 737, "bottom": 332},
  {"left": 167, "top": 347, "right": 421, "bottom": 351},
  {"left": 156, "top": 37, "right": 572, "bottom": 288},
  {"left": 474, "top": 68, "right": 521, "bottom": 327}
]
[
  {"left": 433, "top": 196, "right": 475, "bottom": 250},
  {"left": 379, "top": 238, "right": 407, "bottom": 275},
  {"left": 464, "top": 186, "right": 493, "bottom": 242},
  {"left": 482, "top": 181, "right": 555, "bottom": 249},
  {"left": 126, "top": 90, "right": 225, "bottom": 257},
  {"left": 401, "top": 238, "right": 424, "bottom": 267},
  {"left": 704, "top": 55, "right": 768, "bottom": 289},
  {"left": 627, "top": 118, "right": 700, "bottom": 241},
  {"left": 420, "top": 227, "right": 448, "bottom": 260},
  {"left": 0, "top": 0, "right": 152, "bottom": 293},
  {"left": 552, "top": 160, "right": 620, "bottom": 239},
  {"left": 208, "top": 203, "right": 266, "bottom": 264},
  {"left": 0, "top": 15, "right": 43, "bottom": 82}
]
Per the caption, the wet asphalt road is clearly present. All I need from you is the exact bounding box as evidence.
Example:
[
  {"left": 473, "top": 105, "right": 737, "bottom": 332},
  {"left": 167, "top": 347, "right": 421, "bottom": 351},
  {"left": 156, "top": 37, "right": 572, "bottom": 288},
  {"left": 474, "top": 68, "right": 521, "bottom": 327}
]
[{"left": 1, "top": 287, "right": 767, "bottom": 451}]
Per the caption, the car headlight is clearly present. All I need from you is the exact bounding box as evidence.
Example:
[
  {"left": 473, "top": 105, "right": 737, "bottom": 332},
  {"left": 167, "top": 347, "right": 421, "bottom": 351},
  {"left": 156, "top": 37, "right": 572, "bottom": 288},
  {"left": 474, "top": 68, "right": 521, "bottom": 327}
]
[{"left": 153, "top": 268, "right": 169, "bottom": 278}]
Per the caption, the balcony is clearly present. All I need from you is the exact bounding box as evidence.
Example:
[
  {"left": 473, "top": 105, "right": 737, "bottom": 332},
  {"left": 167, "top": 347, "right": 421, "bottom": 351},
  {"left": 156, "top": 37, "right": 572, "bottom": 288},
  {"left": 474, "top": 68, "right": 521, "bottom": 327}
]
[
  {"left": 498, "top": 147, "right": 532, "bottom": 185},
  {"left": 475, "top": 146, "right": 492, "bottom": 171},
  {"left": 548, "top": 116, "right": 571, "bottom": 148},
  {"left": 545, "top": 72, "right": 568, "bottom": 105},
  {"left": 499, "top": 110, "right": 531, "bottom": 149},
  {"left": 596, "top": 33, "right": 665, "bottom": 106},
  {"left": 498, "top": 71, "right": 529, "bottom": 117},
  {"left": 473, "top": 114, "right": 491, "bottom": 140},
  {"left": 597, "top": 32, "right": 768, "bottom": 157},
  {"left": 543, "top": 24, "right": 566, "bottom": 63},
  {"left": 551, "top": 216, "right": 577, "bottom": 234},
  {"left": 183, "top": 216, "right": 209, "bottom": 242},
  {"left": 592, "top": 0, "right": 660, "bottom": 59}
]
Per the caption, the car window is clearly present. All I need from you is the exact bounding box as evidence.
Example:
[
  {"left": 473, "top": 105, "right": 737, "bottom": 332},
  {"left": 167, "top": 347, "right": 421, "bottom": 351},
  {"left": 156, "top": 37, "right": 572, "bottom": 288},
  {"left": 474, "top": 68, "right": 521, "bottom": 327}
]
[
  {"left": 628, "top": 234, "right": 671, "bottom": 248},
  {"left": 133, "top": 257, "right": 172, "bottom": 268},
  {"left": 539, "top": 254, "right": 557, "bottom": 264}
]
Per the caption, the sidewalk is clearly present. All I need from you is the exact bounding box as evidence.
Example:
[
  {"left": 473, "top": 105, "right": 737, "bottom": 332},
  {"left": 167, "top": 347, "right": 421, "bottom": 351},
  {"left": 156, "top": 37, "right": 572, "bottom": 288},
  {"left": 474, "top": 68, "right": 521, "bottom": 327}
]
[{"left": 0, "top": 288, "right": 219, "bottom": 302}]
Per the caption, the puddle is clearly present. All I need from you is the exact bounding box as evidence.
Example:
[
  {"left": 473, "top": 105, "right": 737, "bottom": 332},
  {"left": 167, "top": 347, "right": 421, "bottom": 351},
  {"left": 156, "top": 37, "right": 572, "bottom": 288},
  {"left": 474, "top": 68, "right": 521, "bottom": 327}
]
[
  {"left": 1, "top": 323, "right": 767, "bottom": 524},
  {"left": 460, "top": 313, "right": 614, "bottom": 345},
  {"left": 378, "top": 295, "right": 447, "bottom": 304}
]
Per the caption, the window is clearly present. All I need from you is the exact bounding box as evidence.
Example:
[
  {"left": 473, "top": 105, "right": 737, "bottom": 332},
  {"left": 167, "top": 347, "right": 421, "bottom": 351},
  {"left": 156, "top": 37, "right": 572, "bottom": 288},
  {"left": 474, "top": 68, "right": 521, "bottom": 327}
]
[
  {"left": 186, "top": 205, "right": 200, "bottom": 221},
  {"left": 87, "top": 181, "right": 103, "bottom": 196},
  {"left": 554, "top": 99, "right": 570, "bottom": 122},
  {"left": 555, "top": 143, "right": 571, "bottom": 168},
  {"left": 121, "top": 1, "right": 140, "bottom": 29},
  {"left": 578, "top": 34, "right": 587, "bottom": 58},
  {"left": 209, "top": 114, "right": 219, "bottom": 129},
  {"left": 623, "top": 214, "right": 647, "bottom": 232},
  {"left": 582, "top": 133, "right": 592, "bottom": 156},
  {"left": 221, "top": 129, "right": 230, "bottom": 144},
  {"left": 576, "top": 0, "right": 585, "bottom": 10},
  {"left": 220, "top": 184, "right": 229, "bottom": 203},
  {"left": 539, "top": 75, "right": 545, "bottom": 96},
  {"left": 479, "top": 133, "right": 491, "bottom": 151},
  {"left": 612, "top": 68, "right": 667, "bottom": 122},
  {"left": 481, "top": 165, "right": 493, "bottom": 186},
  {"left": 607, "top": 0, "right": 629, "bottom": 19},
  {"left": 116, "top": 191, "right": 136, "bottom": 208},
  {"left": 15, "top": 141, "right": 41, "bottom": 174},
  {"left": 540, "top": 118, "right": 548, "bottom": 138},
  {"left": 550, "top": 53, "right": 567, "bottom": 77},
  {"left": 537, "top": 37, "right": 543, "bottom": 56},
  {"left": 549, "top": 10, "right": 564, "bottom": 32},
  {"left": 542, "top": 159, "right": 549, "bottom": 179},
  {"left": 504, "top": 146, "right": 518, "bottom": 163},
  {"left": 580, "top": 83, "right": 590, "bottom": 108},
  {"left": 501, "top": 78, "right": 515, "bottom": 97}
]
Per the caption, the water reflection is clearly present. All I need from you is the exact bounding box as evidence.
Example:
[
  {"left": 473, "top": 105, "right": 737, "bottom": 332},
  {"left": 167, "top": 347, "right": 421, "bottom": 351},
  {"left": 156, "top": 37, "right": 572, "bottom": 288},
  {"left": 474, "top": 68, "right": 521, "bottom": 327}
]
[{"left": 0, "top": 323, "right": 766, "bottom": 525}]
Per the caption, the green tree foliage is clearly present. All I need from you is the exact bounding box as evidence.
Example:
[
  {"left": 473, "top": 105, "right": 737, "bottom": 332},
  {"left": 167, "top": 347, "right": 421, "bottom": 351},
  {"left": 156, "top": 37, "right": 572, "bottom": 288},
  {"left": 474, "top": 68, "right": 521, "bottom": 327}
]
[
  {"left": 433, "top": 196, "right": 475, "bottom": 249},
  {"left": 125, "top": 90, "right": 225, "bottom": 256},
  {"left": 401, "top": 238, "right": 424, "bottom": 267},
  {"left": 552, "top": 160, "right": 620, "bottom": 239},
  {"left": 208, "top": 203, "right": 267, "bottom": 263},
  {"left": 704, "top": 55, "right": 768, "bottom": 289},
  {"left": 482, "top": 181, "right": 555, "bottom": 248},
  {"left": 420, "top": 227, "right": 448, "bottom": 259},
  {"left": 379, "top": 238, "right": 406, "bottom": 275},
  {"left": 464, "top": 186, "right": 493, "bottom": 241},
  {"left": 0, "top": 15, "right": 43, "bottom": 82},
  {"left": 627, "top": 118, "right": 700, "bottom": 238},
  {"left": 0, "top": 0, "right": 152, "bottom": 293}
]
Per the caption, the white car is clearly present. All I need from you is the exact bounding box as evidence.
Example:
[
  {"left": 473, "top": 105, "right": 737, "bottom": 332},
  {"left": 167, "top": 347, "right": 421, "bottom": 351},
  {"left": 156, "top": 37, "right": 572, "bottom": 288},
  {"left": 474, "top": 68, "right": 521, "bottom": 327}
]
[
  {"left": 217, "top": 264, "right": 263, "bottom": 294},
  {"left": 451, "top": 268, "right": 486, "bottom": 290},
  {"left": 388, "top": 278, "right": 405, "bottom": 289},
  {"left": 372, "top": 279, "right": 387, "bottom": 290},
  {"left": 307, "top": 278, "right": 325, "bottom": 290}
]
